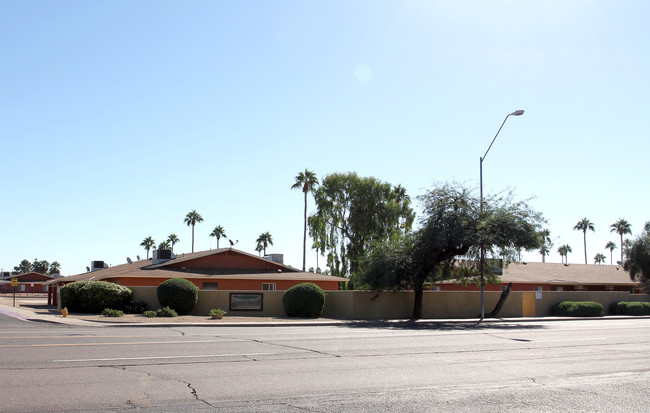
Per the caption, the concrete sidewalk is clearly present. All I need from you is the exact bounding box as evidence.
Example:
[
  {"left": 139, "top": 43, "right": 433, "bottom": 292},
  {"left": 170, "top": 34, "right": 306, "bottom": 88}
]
[{"left": 2, "top": 295, "right": 647, "bottom": 328}]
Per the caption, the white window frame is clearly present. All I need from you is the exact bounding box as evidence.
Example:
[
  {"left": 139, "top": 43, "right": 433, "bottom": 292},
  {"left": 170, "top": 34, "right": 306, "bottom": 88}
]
[{"left": 262, "top": 283, "right": 276, "bottom": 291}]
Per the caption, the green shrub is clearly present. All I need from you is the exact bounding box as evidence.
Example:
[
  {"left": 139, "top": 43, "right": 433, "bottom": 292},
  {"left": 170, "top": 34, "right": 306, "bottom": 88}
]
[
  {"left": 611, "top": 301, "right": 650, "bottom": 316},
  {"left": 101, "top": 308, "right": 124, "bottom": 317},
  {"left": 157, "top": 278, "right": 198, "bottom": 315},
  {"left": 124, "top": 299, "right": 149, "bottom": 314},
  {"left": 553, "top": 301, "right": 603, "bottom": 317},
  {"left": 282, "top": 283, "right": 326, "bottom": 318},
  {"left": 143, "top": 310, "right": 157, "bottom": 318},
  {"left": 156, "top": 306, "right": 178, "bottom": 317},
  {"left": 60, "top": 281, "right": 133, "bottom": 314},
  {"left": 209, "top": 308, "right": 227, "bottom": 319}
]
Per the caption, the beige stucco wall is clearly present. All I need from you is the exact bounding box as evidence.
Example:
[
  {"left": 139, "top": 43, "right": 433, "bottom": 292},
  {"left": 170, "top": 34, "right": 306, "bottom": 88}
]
[{"left": 128, "top": 287, "right": 650, "bottom": 319}]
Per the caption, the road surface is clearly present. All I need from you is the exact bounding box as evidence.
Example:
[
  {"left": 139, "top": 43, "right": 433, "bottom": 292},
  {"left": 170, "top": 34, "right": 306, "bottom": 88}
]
[{"left": 1, "top": 314, "right": 649, "bottom": 412}]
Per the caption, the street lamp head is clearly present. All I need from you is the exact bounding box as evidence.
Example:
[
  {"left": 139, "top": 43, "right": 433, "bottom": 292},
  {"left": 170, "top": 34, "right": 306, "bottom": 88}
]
[{"left": 510, "top": 109, "right": 525, "bottom": 116}]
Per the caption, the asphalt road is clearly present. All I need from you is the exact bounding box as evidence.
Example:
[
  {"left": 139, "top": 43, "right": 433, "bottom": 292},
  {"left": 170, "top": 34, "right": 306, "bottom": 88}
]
[{"left": 1, "top": 313, "right": 649, "bottom": 412}]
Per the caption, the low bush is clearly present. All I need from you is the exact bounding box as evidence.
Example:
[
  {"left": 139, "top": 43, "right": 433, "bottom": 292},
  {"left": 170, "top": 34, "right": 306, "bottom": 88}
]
[
  {"left": 157, "top": 278, "right": 198, "bottom": 315},
  {"left": 143, "top": 310, "right": 157, "bottom": 318},
  {"left": 553, "top": 301, "right": 603, "bottom": 317},
  {"left": 60, "top": 281, "right": 132, "bottom": 314},
  {"left": 124, "top": 299, "right": 149, "bottom": 314},
  {"left": 611, "top": 301, "right": 650, "bottom": 316},
  {"left": 156, "top": 306, "right": 178, "bottom": 317},
  {"left": 101, "top": 308, "right": 124, "bottom": 317},
  {"left": 209, "top": 308, "right": 227, "bottom": 319},
  {"left": 282, "top": 283, "right": 326, "bottom": 318}
]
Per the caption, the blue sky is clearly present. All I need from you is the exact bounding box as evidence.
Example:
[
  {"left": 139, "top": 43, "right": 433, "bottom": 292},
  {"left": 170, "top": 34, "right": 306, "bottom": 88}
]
[{"left": 2, "top": 1, "right": 648, "bottom": 275}]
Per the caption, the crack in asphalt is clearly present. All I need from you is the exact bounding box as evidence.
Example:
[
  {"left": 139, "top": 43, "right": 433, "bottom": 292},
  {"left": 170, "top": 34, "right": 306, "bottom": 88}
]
[
  {"left": 250, "top": 338, "right": 342, "bottom": 358},
  {"left": 184, "top": 380, "right": 215, "bottom": 408}
]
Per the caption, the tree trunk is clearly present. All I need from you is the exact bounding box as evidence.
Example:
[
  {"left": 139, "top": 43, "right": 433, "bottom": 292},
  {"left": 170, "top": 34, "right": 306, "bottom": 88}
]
[
  {"left": 302, "top": 191, "right": 307, "bottom": 271},
  {"left": 192, "top": 225, "right": 195, "bottom": 253},
  {"left": 583, "top": 231, "right": 587, "bottom": 264},
  {"left": 412, "top": 283, "right": 424, "bottom": 319}
]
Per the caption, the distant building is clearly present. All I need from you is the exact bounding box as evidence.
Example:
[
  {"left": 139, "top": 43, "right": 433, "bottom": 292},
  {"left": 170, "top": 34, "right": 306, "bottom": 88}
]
[
  {"left": 1, "top": 272, "right": 54, "bottom": 294},
  {"left": 432, "top": 262, "right": 640, "bottom": 293}
]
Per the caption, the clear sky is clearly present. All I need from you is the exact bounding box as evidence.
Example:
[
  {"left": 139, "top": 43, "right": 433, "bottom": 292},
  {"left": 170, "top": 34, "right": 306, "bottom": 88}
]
[{"left": 2, "top": 1, "right": 649, "bottom": 276}]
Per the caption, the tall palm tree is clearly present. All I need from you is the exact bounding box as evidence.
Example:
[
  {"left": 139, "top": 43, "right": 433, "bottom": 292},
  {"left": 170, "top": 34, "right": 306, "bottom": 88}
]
[
  {"left": 167, "top": 234, "right": 179, "bottom": 253},
  {"left": 49, "top": 261, "right": 61, "bottom": 276},
  {"left": 605, "top": 241, "right": 617, "bottom": 265},
  {"left": 557, "top": 244, "right": 572, "bottom": 264},
  {"left": 594, "top": 253, "right": 606, "bottom": 265},
  {"left": 573, "top": 218, "right": 595, "bottom": 264},
  {"left": 140, "top": 236, "right": 155, "bottom": 259},
  {"left": 291, "top": 169, "right": 319, "bottom": 271},
  {"left": 255, "top": 242, "right": 263, "bottom": 257},
  {"left": 256, "top": 232, "right": 274, "bottom": 256},
  {"left": 210, "top": 225, "right": 227, "bottom": 249},
  {"left": 184, "top": 210, "right": 203, "bottom": 253},
  {"left": 538, "top": 229, "right": 552, "bottom": 263},
  {"left": 610, "top": 219, "right": 632, "bottom": 264},
  {"left": 538, "top": 244, "right": 550, "bottom": 263}
]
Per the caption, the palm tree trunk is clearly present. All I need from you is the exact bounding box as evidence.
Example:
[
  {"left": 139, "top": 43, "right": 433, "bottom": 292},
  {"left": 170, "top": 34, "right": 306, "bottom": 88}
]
[
  {"left": 191, "top": 225, "right": 195, "bottom": 253},
  {"left": 302, "top": 191, "right": 307, "bottom": 271},
  {"left": 620, "top": 234, "right": 624, "bottom": 264},
  {"left": 583, "top": 231, "right": 587, "bottom": 264}
]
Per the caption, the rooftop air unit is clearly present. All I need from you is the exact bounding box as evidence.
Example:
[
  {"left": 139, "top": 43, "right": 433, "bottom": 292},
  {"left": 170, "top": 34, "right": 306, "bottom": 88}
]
[
  {"left": 91, "top": 261, "right": 108, "bottom": 272},
  {"left": 153, "top": 249, "right": 175, "bottom": 265},
  {"left": 264, "top": 253, "right": 284, "bottom": 265}
]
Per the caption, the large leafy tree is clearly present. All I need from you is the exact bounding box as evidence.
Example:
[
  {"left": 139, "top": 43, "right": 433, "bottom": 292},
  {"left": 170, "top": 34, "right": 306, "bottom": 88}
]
[
  {"left": 13, "top": 259, "right": 31, "bottom": 274},
  {"left": 357, "top": 182, "right": 542, "bottom": 319},
  {"left": 167, "top": 234, "right": 180, "bottom": 253},
  {"left": 610, "top": 219, "right": 632, "bottom": 264},
  {"left": 140, "top": 236, "right": 155, "bottom": 259},
  {"left": 210, "top": 225, "right": 227, "bottom": 249},
  {"left": 605, "top": 241, "right": 617, "bottom": 265},
  {"left": 291, "top": 169, "right": 319, "bottom": 271},
  {"left": 624, "top": 222, "right": 650, "bottom": 290},
  {"left": 308, "top": 172, "right": 415, "bottom": 277},
  {"left": 573, "top": 218, "right": 595, "bottom": 264},
  {"left": 184, "top": 210, "right": 204, "bottom": 253},
  {"left": 256, "top": 232, "right": 273, "bottom": 256}
]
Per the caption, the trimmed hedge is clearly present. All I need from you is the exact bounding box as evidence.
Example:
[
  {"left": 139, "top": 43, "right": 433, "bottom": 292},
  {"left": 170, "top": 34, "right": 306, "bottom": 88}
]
[
  {"left": 282, "top": 283, "right": 326, "bottom": 318},
  {"left": 553, "top": 301, "right": 603, "bottom": 317},
  {"left": 60, "top": 281, "right": 132, "bottom": 314},
  {"left": 611, "top": 301, "right": 650, "bottom": 316},
  {"left": 157, "top": 278, "right": 198, "bottom": 315}
]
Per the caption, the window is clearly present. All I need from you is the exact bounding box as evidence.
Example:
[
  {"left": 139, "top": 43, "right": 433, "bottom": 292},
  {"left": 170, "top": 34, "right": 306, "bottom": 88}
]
[
  {"left": 203, "top": 282, "right": 219, "bottom": 290},
  {"left": 500, "top": 286, "right": 508, "bottom": 292},
  {"left": 262, "top": 283, "right": 276, "bottom": 291},
  {"left": 19, "top": 284, "right": 26, "bottom": 292},
  {"left": 551, "top": 286, "right": 563, "bottom": 292},
  {"left": 43, "top": 285, "right": 49, "bottom": 292},
  {"left": 431, "top": 286, "right": 440, "bottom": 291},
  {"left": 533, "top": 286, "right": 543, "bottom": 292}
]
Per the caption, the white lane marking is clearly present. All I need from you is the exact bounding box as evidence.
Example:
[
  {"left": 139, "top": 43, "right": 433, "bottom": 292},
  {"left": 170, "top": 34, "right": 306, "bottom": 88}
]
[{"left": 53, "top": 352, "right": 279, "bottom": 362}]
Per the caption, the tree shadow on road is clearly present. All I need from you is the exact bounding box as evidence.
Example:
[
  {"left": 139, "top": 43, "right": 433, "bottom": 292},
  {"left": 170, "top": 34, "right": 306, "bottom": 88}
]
[{"left": 338, "top": 320, "right": 546, "bottom": 331}]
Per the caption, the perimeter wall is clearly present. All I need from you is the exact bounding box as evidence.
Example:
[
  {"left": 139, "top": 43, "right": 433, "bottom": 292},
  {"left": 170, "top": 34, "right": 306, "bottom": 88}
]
[{"left": 129, "top": 287, "right": 650, "bottom": 319}]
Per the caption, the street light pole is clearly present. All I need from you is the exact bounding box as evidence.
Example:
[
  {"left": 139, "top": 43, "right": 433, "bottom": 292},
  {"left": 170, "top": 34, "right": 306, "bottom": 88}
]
[{"left": 479, "top": 109, "right": 524, "bottom": 320}]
